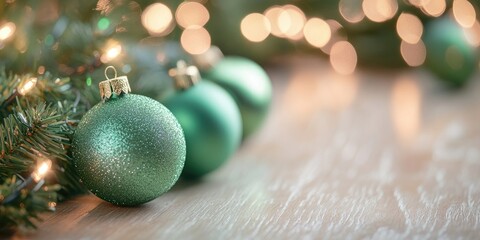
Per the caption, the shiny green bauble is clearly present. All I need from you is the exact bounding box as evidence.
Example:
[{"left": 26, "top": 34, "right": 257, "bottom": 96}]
[
  {"left": 72, "top": 94, "right": 186, "bottom": 206},
  {"left": 164, "top": 81, "right": 242, "bottom": 179},
  {"left": 424, "top": 17, "right": 478, "bottom": 87},
  {"left": 204, "top": 57, "right": 272, "bottom": 138}
]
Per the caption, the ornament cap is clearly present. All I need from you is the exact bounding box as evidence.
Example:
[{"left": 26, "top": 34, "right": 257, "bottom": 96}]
[
  {"left": 99, "top": 66, "right": 131, "bottom": 100},
  {"left": 169, "top": 61, "right": 201, "bottom": 90}
]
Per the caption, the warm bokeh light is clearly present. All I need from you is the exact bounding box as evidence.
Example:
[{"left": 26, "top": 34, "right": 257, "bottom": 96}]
[
  {"left": 264, "top": 6, "right": 286, "bottom": 37},
  {"left": 281, "top": 5, "right": 306, "bottom": 40},
  {"left": 37, "top": 66, "right": 46, "bottom": 75},
  {"left": 339, "top": 0, "right": 365, "bottom": 23},
  {"left": 464, "top": 20, "right": 480, "bottom": 47},
  {"left": 453, "top": 0, "right": 476, "bottom": 28},
  {"left": 400, "top": 40, "right": 426, "bottom": 67},
  {"left": 175, "top": 1, "right": 209, "bottom": 28},
  {"left": 396, "top": 13, "right": 423, "bottom": 44},
  {"left": 181, "top": 26, "right": 211, "bottom": 55},
  {"left": 48, "top": 202, "right": 57, "bottom": 210},
  {"left": 101, "top": 42, "right": 122, "bottom": 63},
  {"left": 240, "top": 13, "right": 271, "bottom": 42},
  {"left": 17, "top": 78, "right": 38, "bottom": 95},
  {"left": 0, "top": 22, "right": 16, "bottom": 41},
  {"left": 320, "top": 20, "right": 347, "bottom": 55},
  {"left": 303, "top": 18, "right": 331, "bottom": 48},
  {"left": 421, "top": 0, "right": 446, "bottom": 17},
  {"left": 362, "top": 0, "right": 398, "bottom": 23},
  {"left": 141, "top": 3, "right": 174, "bottom": 36},
  {"left": 278, "top": 9, "right": 292, "bottom": 37},
  {"left": 330, "top": 41, "right": 357, "bottom": 75},
  {"left": 32, "top": 159, "right": 52, "bottom": 182},
  {"left": 392, "top": 76, "right": 421, "bottom": 143},
  {"left": 106, "top": 45, "right": 121, "bottom": 59}
]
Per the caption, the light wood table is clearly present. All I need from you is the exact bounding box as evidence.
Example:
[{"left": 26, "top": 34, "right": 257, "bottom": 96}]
[{"left": 17, "top": 56, "right": 480, "bottom": 239}]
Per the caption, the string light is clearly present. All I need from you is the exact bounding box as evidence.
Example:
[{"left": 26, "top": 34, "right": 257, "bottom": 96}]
[
  {"left": 400, "top": 40, "right": 426, "bottom": 67},
  {"left": 1, "top": 77, "right": 37, "bottom": 111},
  {"left": 362, "top": 0, "right": 398, "bottom": 23},
  {"left": 339, "top": 0, "right": 365, "bottom": 23},
  {"left": 2, "top": 157, "right": 52, "bottom": 204},
  {"left": 452, "top": 0, "right": 476, "bottom": 28},
  {"left": 320, "top": 20, "right": 347, "bottom": 55},
  {"left": 420, "top": 0, "right": 446, "bottom": 17},
  {"left": 463, "top": 20, "right": 480, "bottom": 47},
  {"left": 181, "top": 26, "right": 211, "bottom": 55},
  {"left": 0, "top": 22, "right": 16, "bottom": 41},
  {"left": 141, "top": 3, "right": 174, "bottom": 36},
  {"left": 264, "top": 6, "right": 286, "bottom": 37},
  {"left": 175, "top": 1, "right": 209, "bottom": 29},
  {"left": 32, "top": 159, "right": 52, "bottom": 182},
  {"left": 240, "top": 13, "right": 271, "bottom": 42},
  {"left": 396, "top": 13, "right": 423, "bottom": 44},
  {"left": 303, "top": 18, "right": 331, "bottom": 48},
  {"left": 106, "top": 45, "right": 121, "bottom": 59},
  {"left": 277, "top": 10, "right": 291, "bottom": 36},
  {"left": 17, "top": 78, "right": 38, "bottom": 96},
  {"left": 101, "top": 41, "right": 122, "bottom": 63},
  {"left": 37, "top": 66, "right": 46, "bottom": 75},
  {"left": 281, "top": 5, "right": 306, "bottom": 40},
  {"left": 48, "top": 201, "right": 57, "bottom": 210},
  {"left": 330, "top": 41, "right": 357, "bottom": 75}
]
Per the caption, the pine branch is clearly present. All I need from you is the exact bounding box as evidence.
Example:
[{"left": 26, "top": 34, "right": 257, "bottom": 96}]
[
  {"left": 0, "top": 71, "right": 89, "bottom": 232},
  {"left": 0, "top": 176, "right": 60, "bottom": 233}
]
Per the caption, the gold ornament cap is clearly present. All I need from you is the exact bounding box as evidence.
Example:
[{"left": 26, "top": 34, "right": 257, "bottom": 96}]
[
  {"left": 169, "top": 61, "right": 201, "bottom": 90},
  {"left": 99, "top": 66, "right": 131, "bottom": 100}
]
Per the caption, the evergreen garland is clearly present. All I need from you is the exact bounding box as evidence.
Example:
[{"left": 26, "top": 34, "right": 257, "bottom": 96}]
[{"left": 0, "top": 72, "right": 88, "bottom": 232}]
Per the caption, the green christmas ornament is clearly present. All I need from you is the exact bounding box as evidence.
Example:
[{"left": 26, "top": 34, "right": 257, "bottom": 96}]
[
  {"left": 424, "top": 17, "right": 478, "bottom": 87},
  {"left": 72, "top": 66, "right": 186, "bottom": 206},
  {"left": 164, "top": 61, "right": 242, "bottom": 178},
  {"left": 203, "top": 55, "right": 272, "bottom": 138}
]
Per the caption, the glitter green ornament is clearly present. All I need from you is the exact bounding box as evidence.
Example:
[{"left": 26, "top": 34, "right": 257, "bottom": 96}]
[
  {"left": 164, "top": 61, "right": 242, "bottom": 178},
  {"left": 72, "top": 66, "right": 186, "bottom": 206}
]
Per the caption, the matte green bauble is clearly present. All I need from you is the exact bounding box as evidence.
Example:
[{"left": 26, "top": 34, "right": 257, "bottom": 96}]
[
  {"left": 164, "top": 81, "right": 242, "bottom": 178},
  {"left": 204, "top": 57, "right": 272, "bottom": 138},
  {"left": 424, "top": 17, "right": 478, "bottom": 87},
  {"left": 72, "top": 93, "right": 186, "bottom": 206}
]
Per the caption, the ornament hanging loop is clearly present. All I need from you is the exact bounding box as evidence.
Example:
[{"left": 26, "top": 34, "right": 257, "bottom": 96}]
[
  {"left": 105, "top": 66, "right": 118, "bottom": 80},
  {"left": 99, "top": 66, "right": 131, "bottom": 100}
]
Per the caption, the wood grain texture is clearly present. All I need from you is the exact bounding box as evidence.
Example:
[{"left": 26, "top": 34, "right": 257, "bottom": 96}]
[{"left": 14, "top": 56, "right": 480, "bottom": 239}]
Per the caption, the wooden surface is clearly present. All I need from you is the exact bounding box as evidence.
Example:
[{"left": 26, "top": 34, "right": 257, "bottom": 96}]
[{"left": 16, "top": 56, "right": 480, "bottom": 239}]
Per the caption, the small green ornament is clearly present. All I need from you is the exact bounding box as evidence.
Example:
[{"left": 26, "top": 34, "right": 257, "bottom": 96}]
[
  {"left": 204, "top": 56, "right": 272, "bottom": 138},
  {"left": 164, "top": 61, "right": 242, "bottom": 178},
  {"left": 72, "top": 67, "right": 186, "bottom": 206},
  {"left": 424, "top": 17, "right": 478, "bottom": 87}
]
